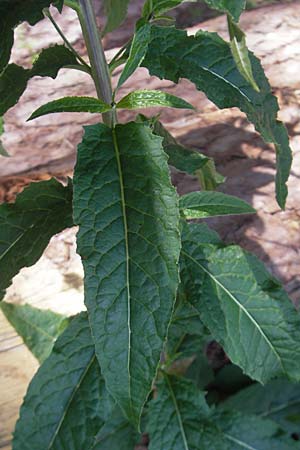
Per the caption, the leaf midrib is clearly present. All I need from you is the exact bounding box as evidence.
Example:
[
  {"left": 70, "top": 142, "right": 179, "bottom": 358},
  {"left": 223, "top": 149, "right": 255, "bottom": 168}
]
[
  {"left": 182, "top": 249, "right": 285, "bottom": 375},
  {"left": 112, "top": 128, "right": 133, "bottom": 413},
  {"left": 47, "top": 353, "right": 96, "bottom": 449}
]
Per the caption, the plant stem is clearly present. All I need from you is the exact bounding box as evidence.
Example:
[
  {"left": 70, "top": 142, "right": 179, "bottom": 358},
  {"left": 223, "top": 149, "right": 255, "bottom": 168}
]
[
  {"left": 77, "top": 0, "right": 116, "bottom": 127},
  {"left": 43, "top": 8, "right": 90, "bottom": 70}
]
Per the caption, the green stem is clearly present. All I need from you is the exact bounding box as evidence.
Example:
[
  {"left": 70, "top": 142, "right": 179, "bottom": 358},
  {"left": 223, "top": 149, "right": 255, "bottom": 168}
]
[
  {"left": 43, "top": 8, "right": 90, "bottom": 70},
  {"left": 77, "top": 0, "right": 116, "bottom": 127}
]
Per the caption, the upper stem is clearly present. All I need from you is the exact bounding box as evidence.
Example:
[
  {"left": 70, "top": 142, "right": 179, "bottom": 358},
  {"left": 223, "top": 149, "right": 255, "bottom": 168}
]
[{"left": 78, "top": 0, "right": 116, "bottom": 127}]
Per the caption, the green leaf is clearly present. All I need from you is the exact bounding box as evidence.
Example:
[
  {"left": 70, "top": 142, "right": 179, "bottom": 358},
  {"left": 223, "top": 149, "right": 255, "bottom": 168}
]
[
  {"left": 73, "top": 122, "right": 180, "bottom": 427},
  {"left": 148, "top": 375, "right": 298, "bottom": 450},
  {"left": 103, "top": 0, "right": 130, "bottom": 33},
  {"left": 0, "top": 301, "right": 69, "bottom": 363},
  {"left": 181, "top": 222, "right": 300, "bottom": 384},
  {"left": 142, "top": 0, "right": 186, "bottom": 18},
  {"left": 0, "top": 64, "right": 30, "bottom": 116},
  {"left": 28, "top": 96, "right": 111, "bottom": 120},
  {"left": 136, "top": 114, "right": 209, "bottom": 176},
  {"left": 117, "top": 23, "right": 151, "bottom": 88},
  {"left": 13, "top": 312, "right": 115, "bottom": 450},
  {"left": 0, "top": 178, "right": 73, "bottom": 298},
  {"left": 0, "top": 45, "right": 77, "bottom": 116},
  {"left": 202, "top": 0, "right": 246, "bottom": 21},
  {"left": 30, "top": 44, "right": 78, "bottom": 78},
  {"left": 93, "top": 408, "right": 140, "bottom": 450},
  {"left": 117, "top": 90, "right": 194, "bottom": 110},
  {"left": 197, "top": 158, "right": 225, "bottom": 190},
  {"left": 227, "top": 16, "right": 259, "bottom": 92},
  {"left": 0, "top": 0, "right": 60, "bottom": 72},
  {"left": 179, "top": 191, "right": 255, "bottom": 218},
  {"left": 143, "top": 26, "right": 292, "bottom": 208},
  {"left": 223, "top": 378, "right": 300, "bottom": 435}
]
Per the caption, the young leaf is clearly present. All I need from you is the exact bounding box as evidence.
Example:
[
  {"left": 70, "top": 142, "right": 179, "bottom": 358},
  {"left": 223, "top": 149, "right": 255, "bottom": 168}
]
[
  {"left": 148, "top": 375, "right": 298, "bottom": 450},
  {"left": 227, "top": 16, "right": 259, "bottom": 92},
  {"left": 13, "top": 313, "right": 115, "bottom": 450},
  {"left": 117, "top": 23, "right": 151, "bottom": 88},
  {"left": 0, "top": 178, "right": 73, "bottom": 298},
  {"left": 117, "top": 90, "right": 194, "bottom": 110},
  {"left": 28, "top": 96, "right": 111, "bottom": 120},
  {"left": 0, "top": 45, "right": 77, "bottom": 116},
  {"left": 197, "top": 159, "right": 225, "bottom": 190},
  {"left": 223, "top": 379, "right": 300, "bottom": 435},
  {"left": 143, "top": 26, "right": 292, "bottom": 208},
  {"left": 181, "top": 222, "right": 300, "bottom": 384},
  {"left": 202, "top": 0, "right": 246, "bottom": 22},
  {"left": 103, "top": 0, "right": 130, "bottom": 34},
  {"left": 0, "top": 301, "right": 69, "bottom": 363},
  {"left": 73, "top": 122, "right": 180, "bottom": 427},
  {"left": 179, "top": 191, "right": 255, "bottom": 219}
]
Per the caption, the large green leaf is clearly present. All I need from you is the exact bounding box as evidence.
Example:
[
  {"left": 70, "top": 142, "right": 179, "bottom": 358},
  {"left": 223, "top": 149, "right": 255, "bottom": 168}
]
[
  {"left": 0, "top": 301, "right": 69, "bottom": 363},
  {"left": 28, "top": 96, "right": 111, "bottom": 121},
  {"left": 143, "top": 26, "right": 292, "bottom": 208},
  {"left": 223, "top": 379, "right": 300, "bottom": 435},
  {"left": 0, "top": 45, "right": 77, "bottom": 116},
  {"left": 0, "top": 178, "right": 73, "bottom": 297},
  {"left": 147, "top": 375, "right": 298, "bottom": 450},
  {"left": 103, "top": 0, "right": 130, "bottom": 33},
  {"left": 73, "top": 122, "right": 180, "bottom": 427},
  {"left": 0, "top": 1, "right": 62, "bottom": 72},
  {"left": 181, "top": 222, "right": 300, "bottom": 383},
  {"left": 179, "top": 190, "right": 255, "bottom": 218},
  {"left": 117, "top": 23, "right": 151, "bottom": 88},
  {"left": 117, "top": 90, "right": 194, "bottom": 110},
  {"left": 203, "top": 0, "right": 246, "bottom": 21},
  {"left": 13, "top": 313, "right": 115, "bottom": 450}
]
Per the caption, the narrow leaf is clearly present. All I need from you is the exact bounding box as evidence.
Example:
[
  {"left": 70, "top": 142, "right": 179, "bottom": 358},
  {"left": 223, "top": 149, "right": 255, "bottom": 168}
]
[
  {"left": 143, "top": 26, "right": 292, "bottom": 208},
  {"left": 148, "top": 375, "right": 298, "bottom": 450},
  {"left": 0, "top": 45, "right": 77, "bottom": 116},
  {"left": 202, "top": 0, "right": 246, "bottom": 21},
  {"left": 0, "top": 178, "right": 73, "bottom": 297},
  {"left": 28, "top": 96, "right": 111, "bottom": 120},
  {"left": 117, "top": 23, "right": 151, "bottom": 88},
  {"left": 181, "top": 222, "right": 300, "bottom": 383},
  {"left": 103, "top": 0, "right": 130, "bottom": 33},
  {"left": 13, "top": 313, "right": 115, "bottom": 450},
  {"left": 0, "top": 301, "right": 69, "bottom": 363},
  {"left": 223, "top": 379, "right": 300, "bottom": 435},
  {"left": 227, "top": 16, "right": 259, "bottom": 92},
  {"left": 73, "top": 122, "right": 180, "bottom": 427},
  {"left": 179, "top": 191, "right": 255, "bottom": 218},
  {"left": 117, "top": 90, "right": 194, "bottom": 110}
]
